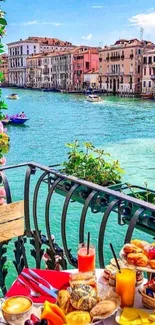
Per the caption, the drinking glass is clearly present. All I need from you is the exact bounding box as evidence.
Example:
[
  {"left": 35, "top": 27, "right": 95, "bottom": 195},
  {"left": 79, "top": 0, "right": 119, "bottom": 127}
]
[
  {"left": 116, "top": 266, "right": 136, "bottom": 307},
  {"left": 78, "top": 243, "right": 95, "bottom": 273}
]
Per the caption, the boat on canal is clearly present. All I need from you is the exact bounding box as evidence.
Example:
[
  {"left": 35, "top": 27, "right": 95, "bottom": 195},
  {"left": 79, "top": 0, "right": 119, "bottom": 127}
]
[
  {"left": 7, "top": 93, "right": 19, "bottom": 100},
  {"left": 86, "top": 94, "right": 102, "bottom": 102},
  {"left": 9, "top": 114, "right": 29, "bottom": 125}
]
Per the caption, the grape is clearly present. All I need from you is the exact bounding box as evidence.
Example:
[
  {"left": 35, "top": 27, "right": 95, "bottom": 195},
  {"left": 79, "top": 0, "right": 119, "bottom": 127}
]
[
  {"left": 24, "top": 320, "right": 34, "bottom": 325},
  {"left": 40, "top": 319, "right": 48, "bottom": 325}
]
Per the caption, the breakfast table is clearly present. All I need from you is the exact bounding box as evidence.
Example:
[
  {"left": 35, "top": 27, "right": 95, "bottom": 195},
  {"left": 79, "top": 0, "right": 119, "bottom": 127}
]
[{"left": 1, "top": 267, "right": 147, "bottom": 325}]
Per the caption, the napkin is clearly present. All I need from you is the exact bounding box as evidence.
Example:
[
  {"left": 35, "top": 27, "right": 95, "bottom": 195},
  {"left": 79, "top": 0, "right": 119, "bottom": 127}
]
[{"left": 5, "top": 268, "right": 70, "bottom": 304}]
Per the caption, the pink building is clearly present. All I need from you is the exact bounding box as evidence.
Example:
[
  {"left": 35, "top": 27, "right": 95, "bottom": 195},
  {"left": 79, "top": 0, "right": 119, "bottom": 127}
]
[
  {"left": 73, "top": 48, "right": 99, "bottom": 89},
  {"left": 99, "top": 39, "right": 154, "bottom": 94}
]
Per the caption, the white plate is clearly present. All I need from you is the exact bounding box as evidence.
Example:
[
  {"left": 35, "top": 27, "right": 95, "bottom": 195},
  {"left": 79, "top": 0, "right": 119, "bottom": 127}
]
[{"left": 119, "top": 248, "right": 155, "bottom": 273}]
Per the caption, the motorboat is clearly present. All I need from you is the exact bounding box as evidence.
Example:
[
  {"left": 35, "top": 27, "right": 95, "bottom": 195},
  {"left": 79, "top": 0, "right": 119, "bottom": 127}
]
[
  {"left": 141, "top": 93, "right": 154, "bottom": 100},
  {"left": 9, "top": 113, "right": 29, "bottom": 125},
  {"left": 7, "top": 93, "right": 19, "bottom": 100},
  {"left": 1, "top": 118, "right": 10, "bottom": 125},
  {"left": 86, "top": 94, "right": 102, "bottom": 102}
]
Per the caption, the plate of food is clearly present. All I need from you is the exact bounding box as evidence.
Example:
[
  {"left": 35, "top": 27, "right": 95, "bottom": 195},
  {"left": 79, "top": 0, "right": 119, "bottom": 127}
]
[
  {"left": 116, "top": 306, "right": 155, "bottom": 325},
  {"left": 1, "top": 272, "right": 121, "bottom": 325},
  {"left": 119, "top": 239, "right": 155, "bottom": 272}
]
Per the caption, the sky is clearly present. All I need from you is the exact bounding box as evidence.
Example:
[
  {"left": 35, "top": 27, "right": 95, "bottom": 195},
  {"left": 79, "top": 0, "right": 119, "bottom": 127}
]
[{"left": 2, "top": 0, "right": 155, "bottom": 49}]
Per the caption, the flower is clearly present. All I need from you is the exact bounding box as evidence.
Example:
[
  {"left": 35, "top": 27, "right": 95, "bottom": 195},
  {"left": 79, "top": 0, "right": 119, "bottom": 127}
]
[
  {"left": 0, "top": 198, "right": 5, "bottom": 205},
  {"left": 0, "top": 156, "right": 6, "bottom": 165},
  {"left": 0, "top": 121, "right": 4, "bottom": 133},
  {"left": 0, "top": 187, "right": 6, "bottom": 197}
]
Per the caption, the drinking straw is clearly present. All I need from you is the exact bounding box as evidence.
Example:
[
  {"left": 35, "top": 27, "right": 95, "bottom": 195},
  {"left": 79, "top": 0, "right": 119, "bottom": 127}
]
[
  {"left": 110, "top": 243, "right": 121, "bottom": 273},
  {"left": 87, "top": 232, "right": 90, "bottom": 255}
]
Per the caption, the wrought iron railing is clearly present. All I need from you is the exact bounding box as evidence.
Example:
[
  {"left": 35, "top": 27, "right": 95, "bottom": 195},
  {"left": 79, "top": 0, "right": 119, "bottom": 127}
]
[{"left": 0, "top": 162, "right": 155, "bottom": 295}]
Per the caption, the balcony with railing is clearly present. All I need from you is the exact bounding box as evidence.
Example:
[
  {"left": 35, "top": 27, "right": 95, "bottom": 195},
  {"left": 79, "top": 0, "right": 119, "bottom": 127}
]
[
  {"left": 1, "top": 162, "right": 155, "bottom": 294},
  {"left": 110, "top": 55, "right": 120, "bottom": 61}
]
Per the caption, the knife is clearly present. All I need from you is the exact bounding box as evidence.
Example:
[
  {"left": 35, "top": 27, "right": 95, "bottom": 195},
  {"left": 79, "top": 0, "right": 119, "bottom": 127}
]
[
  {"left": 21, "top": 272, "right": 58, "bottom": 299},
  {"left": 28, "top": 269, "right": 56, "bottom": 291}
]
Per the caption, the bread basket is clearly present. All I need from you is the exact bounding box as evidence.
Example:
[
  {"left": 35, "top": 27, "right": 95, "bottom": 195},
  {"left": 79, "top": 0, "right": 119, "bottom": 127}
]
[{"left": 139, "top": 288, "right": 155, "bottom": 309}]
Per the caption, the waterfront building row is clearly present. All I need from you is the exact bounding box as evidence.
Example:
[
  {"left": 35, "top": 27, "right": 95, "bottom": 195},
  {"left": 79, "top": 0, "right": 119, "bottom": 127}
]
[
  {"left": 7, "top": 37, "right": 75, "bottom": 87},
  {"left": 26, "top": 46, "right": 99, "bottom": 90},
  {"left": 1, "top": 36, "right": 155, "bottom": 95}
]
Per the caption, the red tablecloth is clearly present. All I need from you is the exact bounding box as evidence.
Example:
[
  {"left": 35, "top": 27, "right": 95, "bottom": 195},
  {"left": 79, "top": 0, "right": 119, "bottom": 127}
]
[{"left": 6, "top": 268, "right": 70, "bottom": 304}]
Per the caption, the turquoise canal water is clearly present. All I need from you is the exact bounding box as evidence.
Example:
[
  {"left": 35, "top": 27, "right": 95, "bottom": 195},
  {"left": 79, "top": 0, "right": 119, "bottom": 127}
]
[{"left": 2, "top": 88, "right": 155, "bottom": 286}]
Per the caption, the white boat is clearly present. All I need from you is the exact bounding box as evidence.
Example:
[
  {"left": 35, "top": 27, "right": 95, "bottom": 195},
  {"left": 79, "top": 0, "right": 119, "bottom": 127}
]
[
  {"left": 7, "top": 93, "right": 19, "bottom": 100},
  {"left": 86, "top": 94, "right": 102, "bottom": 102}
]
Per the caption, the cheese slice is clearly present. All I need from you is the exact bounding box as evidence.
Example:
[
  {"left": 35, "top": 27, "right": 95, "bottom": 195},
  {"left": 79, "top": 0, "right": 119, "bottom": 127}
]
[
  {"left": 132, "top": 318, "right": 143, "bottom": 325},
  {"left": 120, "top": 308, "right": 140, "bottom": 322},
  {"left": 149, "top": 314, "right": 155, "bottom": 322},
  {"left": 138, "top": 310, "right": 150, "bottom": 324}
]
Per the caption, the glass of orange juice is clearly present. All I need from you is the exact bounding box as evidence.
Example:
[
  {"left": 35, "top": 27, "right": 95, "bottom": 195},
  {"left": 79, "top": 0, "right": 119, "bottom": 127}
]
[
  {"left": 78, "top": 243, "right": 95, "bottom": 273},
  {"left": 116, "top": 266, "right": 136, "bottom": 307}
]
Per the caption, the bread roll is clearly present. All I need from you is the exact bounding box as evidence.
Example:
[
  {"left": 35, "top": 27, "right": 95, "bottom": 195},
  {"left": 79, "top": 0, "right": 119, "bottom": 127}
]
[
  {"left": 90, "top": 299, "right": 117, "bottom": 318},
  {"left": 70, "top": 284, "right": 98, "bottom": 311},
  {"left": 149, "top": 259, "right": 155, "bottom": 269},
  {"left": 127, "top": 253, "right": 148, "bottom": 267},
  {"left": 123, "top": 244, "right": 143, "bottom": 255}
]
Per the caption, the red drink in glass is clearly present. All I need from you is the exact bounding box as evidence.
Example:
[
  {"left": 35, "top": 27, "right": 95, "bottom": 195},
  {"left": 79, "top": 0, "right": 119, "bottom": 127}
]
[{"left": 78, "top": 244, "right": 95, "bottom": 273}]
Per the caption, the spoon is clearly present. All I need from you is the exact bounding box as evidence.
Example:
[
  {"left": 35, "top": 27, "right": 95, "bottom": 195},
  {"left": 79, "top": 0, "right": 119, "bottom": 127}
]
[{"left": 18, "top": 278, "right": 40, "bottom": 298}]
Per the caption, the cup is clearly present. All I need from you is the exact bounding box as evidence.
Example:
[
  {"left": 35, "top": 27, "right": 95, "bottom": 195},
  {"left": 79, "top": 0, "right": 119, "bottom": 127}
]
[
  {"left": 116, "top": 267, "right": 136, "bottom": 307},
  {"left": 2, "top": 295, "right": 33, "bottom": 325},
  {"left": 78, "top": 243, "right": 95, "bottom": 273}
]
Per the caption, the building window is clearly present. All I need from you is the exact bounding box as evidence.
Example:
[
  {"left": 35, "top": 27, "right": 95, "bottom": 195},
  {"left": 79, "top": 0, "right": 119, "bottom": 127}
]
[
  {"left": 143, "top": 57, "right": 147, "bottom": 64},
  {"left": 110, "top": 79, "right": 112, "bottom": 88},
  {"left": 143, "top": 81, "right": 146, "bottom": 87},
  {"left": 144, "top": 68, "right": 146, "bottom": 76},
  {"left": 154, "top": 56, "right": 155, "bottom": 63},
  {"left": 21, "top": 58, "right": 23, "bottom": 66},
  {"left": 117, "top": 79, "right": 119, "bottom": 89},
  {"left": 148, "top": 57, "right": 152, "bottom": 64},
  {"left": 86, "top": 62, "right": 90, "bottom": 69},
  {"left": 149, "top": 68, "right": 152, "bottom": 75},
  {"left": 138, "top": 65, "right": 140, "bottom": 74},
  {"left": 138, "top": 49, "right": 141, "bottom": 55},
  {"left": 149, "top": 81, "right": 151, "bottom": 87}
]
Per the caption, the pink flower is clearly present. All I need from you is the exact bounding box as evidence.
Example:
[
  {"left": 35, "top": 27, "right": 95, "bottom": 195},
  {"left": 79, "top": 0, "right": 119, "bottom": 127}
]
[
  {"left": 0, "top": 156, "right": 6, "bottom": 165},
  {"left": 0, "top": 198, "right": 5, "bottom": 205},
  {"left": 0, "top": 187, "right": 6, "bottom": 197},
  {"left": 0, "top": 121, "right": 4, "bottom": 134}
]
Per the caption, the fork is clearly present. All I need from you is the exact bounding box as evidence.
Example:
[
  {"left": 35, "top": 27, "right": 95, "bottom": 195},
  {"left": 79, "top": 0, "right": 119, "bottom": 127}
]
[
  {"left": 28, "top": 269, "right": 58, "bottom": 291},
  {"left": 17, "top": 278, "right": 40, "bottom": 298}
]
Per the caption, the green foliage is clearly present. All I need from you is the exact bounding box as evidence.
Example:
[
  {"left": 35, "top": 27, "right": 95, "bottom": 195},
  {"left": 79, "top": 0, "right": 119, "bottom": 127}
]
[
  {"left": 62, "top": 140, "right": 124, "bottom": 186},
  {"left": 0, "top": 0, "right": 7, "bottom": 161}
]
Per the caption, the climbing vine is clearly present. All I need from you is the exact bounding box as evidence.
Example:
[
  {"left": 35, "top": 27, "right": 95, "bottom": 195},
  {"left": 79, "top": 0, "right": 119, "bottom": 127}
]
[{"left": 0, "top": 0, "right": 8, "bottom": 204}]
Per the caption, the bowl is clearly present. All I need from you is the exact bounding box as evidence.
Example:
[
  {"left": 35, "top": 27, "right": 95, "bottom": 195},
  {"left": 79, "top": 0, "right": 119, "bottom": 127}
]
[{"left": 2, "top": 295, "right": 33, "bottom": 325}]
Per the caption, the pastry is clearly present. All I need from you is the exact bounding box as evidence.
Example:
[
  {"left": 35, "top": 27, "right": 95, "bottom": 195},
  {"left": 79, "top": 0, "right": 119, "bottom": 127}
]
[
  {"left": 143, "top": 244, "right": 151, "bottom": 257},
  {"left": 69, "top": 272, "right": 96, "bottom": 287},
  {"left": 127, "top": 253, "right": 148, "bottom": 267},
  {"left": 131, "top": 240, "right": 148, "bottom": 249},
  {"left": 103, "top": 265, "right": 116, "bottom": 280},
  {"left": 70, "top": 284, "right": 98, "bottom": 311},
  {"left": 123, "top": 244, "right": 143, "bottom": 255},
  {"left": 90, "top": 299, "right": 117, "bottom": 319},
  {"left": 57, "top": 290, "right": 71, "bottom": 315},
  {"left": 149, "top": 259, "right": 155, "bottom": 269},
  {"left": 66, "top": 311, "right": 91, "bottom": 325}
]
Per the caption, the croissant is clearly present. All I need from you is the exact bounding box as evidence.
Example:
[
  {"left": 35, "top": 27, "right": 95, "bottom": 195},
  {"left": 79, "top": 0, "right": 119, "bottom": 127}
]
[
  {"left": 127, "top": 253, "right": 148, "bottom": 267},
  {"left": 131, "top": 240, "right": 148, "bottom": 249},
  {"left": 123, "top": 244, "right": 143, "bottom": 255},
  {"left": 57, "top": 290, "right": 71, "bottom": 315}
]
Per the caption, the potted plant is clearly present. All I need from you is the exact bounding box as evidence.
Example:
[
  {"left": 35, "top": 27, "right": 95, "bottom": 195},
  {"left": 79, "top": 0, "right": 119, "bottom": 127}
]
[{"left": 51, "top": 141, "right": 124, "bottom": 211}]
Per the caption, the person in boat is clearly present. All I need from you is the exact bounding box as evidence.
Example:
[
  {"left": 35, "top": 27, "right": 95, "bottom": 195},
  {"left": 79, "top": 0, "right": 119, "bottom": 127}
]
[{"left": 18, "top": 111, "right": 25, "bottom": 118}]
